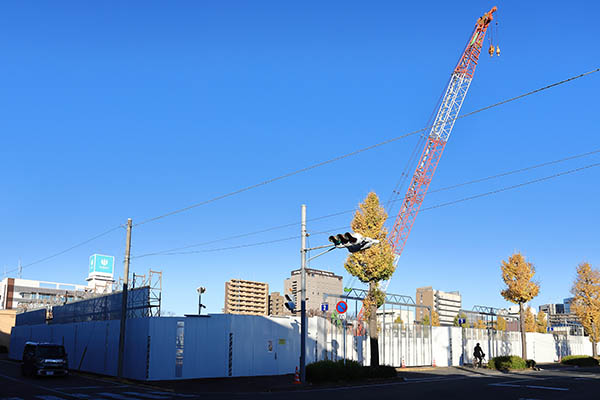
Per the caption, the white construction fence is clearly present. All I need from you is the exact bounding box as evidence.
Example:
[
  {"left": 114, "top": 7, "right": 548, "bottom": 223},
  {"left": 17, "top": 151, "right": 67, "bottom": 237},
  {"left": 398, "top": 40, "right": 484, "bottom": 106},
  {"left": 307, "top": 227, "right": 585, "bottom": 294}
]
[{"left": 9, "top": 314, "right": 599, "bottom": 380}]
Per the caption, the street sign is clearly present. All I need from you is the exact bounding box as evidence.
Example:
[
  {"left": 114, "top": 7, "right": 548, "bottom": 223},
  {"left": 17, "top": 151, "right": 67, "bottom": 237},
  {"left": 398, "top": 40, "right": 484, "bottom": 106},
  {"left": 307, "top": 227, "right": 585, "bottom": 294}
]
[
  {"left": 343, "top": 288, "right": 352, "bottom": 293},
  {"left": 321, "top": 303, "right": 329, "bottom": 312},
  {"left": 336, "top": 300, "right": 348, "bottom": 314},
  {"left": 458, "top": 318, "right": 466, "bottom": 325},
  {"left": 547, "top": 327, "right": 554, "bottom": 332}
]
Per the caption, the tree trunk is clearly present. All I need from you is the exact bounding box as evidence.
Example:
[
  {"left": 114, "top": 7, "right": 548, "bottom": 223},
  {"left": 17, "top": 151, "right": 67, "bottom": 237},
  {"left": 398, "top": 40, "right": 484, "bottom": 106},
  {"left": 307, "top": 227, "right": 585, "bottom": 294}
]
[
  {"left": 593, "top": 324, "right": 598, "bottom": 358},
  {"left": 519, "top": 302, "right": 527, "bottom": 360},
  {"left": 368, "top": 282, "right": 379, "bottom": 367}
]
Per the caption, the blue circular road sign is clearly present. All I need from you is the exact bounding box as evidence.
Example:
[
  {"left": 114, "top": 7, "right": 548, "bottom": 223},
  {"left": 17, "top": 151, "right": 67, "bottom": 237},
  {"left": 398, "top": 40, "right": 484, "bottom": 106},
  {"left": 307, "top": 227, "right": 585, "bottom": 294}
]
[{"left": 336, "top": 301, "right": 348, "bottom": 314}]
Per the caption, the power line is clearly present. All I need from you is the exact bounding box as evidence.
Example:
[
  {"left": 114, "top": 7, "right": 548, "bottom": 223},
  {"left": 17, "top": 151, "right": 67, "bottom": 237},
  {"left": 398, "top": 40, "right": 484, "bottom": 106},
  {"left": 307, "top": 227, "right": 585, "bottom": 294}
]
[
  {"left": 10, "top": 69, "right": 599, "bottom": 272},
  {"left": 133, "top": 68, "right": 600, "bottom": 228},
  {"left": 132, "top": 148, "right": 600, "bottom": 258},
  {"left": 138, "top": 160, "right": 600, "bottom": 257},
  {"left": 4, "top": 225, "right": 124, "bottom": 276}
]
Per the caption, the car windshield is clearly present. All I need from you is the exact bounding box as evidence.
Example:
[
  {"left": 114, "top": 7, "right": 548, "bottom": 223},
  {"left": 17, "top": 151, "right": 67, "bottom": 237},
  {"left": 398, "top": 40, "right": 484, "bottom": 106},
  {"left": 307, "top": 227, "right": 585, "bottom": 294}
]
[{"left": 36, "top": 345, "right": 65, "bottom": 358}]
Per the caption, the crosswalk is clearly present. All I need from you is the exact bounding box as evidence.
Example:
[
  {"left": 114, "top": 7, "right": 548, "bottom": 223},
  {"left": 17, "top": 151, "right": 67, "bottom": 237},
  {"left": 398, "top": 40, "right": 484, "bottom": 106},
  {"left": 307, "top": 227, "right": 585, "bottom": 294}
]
[{"left": 1, "top": 391, "right": 198, "bottom": 400}]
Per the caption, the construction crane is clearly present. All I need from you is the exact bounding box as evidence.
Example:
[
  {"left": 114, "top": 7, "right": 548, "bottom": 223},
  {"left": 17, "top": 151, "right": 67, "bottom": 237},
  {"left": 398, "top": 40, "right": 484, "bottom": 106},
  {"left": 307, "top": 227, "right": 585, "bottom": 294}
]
[
  {"left": 388, "top": 6, "right": 497, "bottom": 255},
  {"left": 356, "top": 6, "right": 498, "bottom": 334}
]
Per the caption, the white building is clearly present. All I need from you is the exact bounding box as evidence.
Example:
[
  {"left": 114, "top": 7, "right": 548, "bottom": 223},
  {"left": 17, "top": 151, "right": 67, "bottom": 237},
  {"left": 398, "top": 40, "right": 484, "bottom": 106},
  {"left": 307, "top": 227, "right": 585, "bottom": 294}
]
[
  {"left": 0, "top": 277, "right": 91, "bottom": 311},
  {"left": 416, "top": 286, "right": 462, "bottom": 326}
]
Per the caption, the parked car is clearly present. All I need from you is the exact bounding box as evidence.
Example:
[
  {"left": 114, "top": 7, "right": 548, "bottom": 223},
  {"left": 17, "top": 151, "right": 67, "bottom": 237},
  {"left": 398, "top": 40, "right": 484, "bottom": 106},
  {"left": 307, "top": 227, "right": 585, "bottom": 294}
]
[{"left": 21, "top": 342, "right": 68, "bottom": 377}]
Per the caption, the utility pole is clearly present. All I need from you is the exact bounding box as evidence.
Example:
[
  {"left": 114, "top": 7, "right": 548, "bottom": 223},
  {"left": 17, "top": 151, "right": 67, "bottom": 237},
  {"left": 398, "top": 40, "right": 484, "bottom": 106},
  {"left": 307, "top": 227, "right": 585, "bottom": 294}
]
[
  {"left": 117, "top": 218, "right": 132, "bottom": 378},
  {"left": 300, "top": 204, "right": 307, "bottom": 383},
  {"left": 18, "top": 259, "right": 22, "bottom": 279}
]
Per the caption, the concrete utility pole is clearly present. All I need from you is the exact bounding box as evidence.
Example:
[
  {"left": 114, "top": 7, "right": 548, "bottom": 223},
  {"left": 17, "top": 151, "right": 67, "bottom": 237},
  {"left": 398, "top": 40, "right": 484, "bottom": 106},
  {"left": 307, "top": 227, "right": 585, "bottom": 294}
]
[
  {"left": 117, "top": 218, "right": 132, "bottom": 378},
  {"left": 300, "top": 204, "right": 307, "bottom": 383}
]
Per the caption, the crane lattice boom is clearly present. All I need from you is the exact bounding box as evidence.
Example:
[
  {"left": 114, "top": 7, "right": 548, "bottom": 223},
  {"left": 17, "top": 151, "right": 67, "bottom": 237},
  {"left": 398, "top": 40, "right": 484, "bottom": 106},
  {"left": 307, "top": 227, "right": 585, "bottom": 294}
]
[{"left": 388, "top": 6, "right": 497, "bottom": 257}]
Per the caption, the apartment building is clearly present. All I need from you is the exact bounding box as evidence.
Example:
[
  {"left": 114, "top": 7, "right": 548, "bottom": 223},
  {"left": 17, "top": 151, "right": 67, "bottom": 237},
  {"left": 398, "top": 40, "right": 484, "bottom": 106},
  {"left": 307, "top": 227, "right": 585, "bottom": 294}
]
[
  {"left": 415, "top": 286, "right": 462, "bottom": 326},
  {"left": 268, "top": 291, "right": 291, "bottom": 316},
  {"left": 224, "top": 279, "right": 269, "bottom": 315},
  {"left": 284, "top": 268, "right": 343, "bottom": 314}
]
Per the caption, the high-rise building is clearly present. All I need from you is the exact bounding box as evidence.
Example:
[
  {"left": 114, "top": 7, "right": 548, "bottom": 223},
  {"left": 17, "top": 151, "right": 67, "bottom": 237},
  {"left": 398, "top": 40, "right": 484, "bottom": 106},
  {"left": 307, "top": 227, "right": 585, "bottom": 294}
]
[
  {"left": 415, "top": 286, "right": 462, "bottom": 326},
  {"left": 563, "top": 297, "right": 574, "bottom": 314},
  {"left": 223, "top": 279, "right": 269, "bottom": 315},
  {"left": 268, "top": 291, "right": 291, "bottom": 316},
  {"left": 284, "top": 268, "right": 343, "bottom": 314}
]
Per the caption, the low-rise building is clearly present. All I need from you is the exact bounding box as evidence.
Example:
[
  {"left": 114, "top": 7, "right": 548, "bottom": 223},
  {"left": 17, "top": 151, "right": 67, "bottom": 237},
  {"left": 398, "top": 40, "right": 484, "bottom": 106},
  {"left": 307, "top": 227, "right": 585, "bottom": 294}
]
[{"left": 0, "top": 277, "right": 91, "bottom": 312}]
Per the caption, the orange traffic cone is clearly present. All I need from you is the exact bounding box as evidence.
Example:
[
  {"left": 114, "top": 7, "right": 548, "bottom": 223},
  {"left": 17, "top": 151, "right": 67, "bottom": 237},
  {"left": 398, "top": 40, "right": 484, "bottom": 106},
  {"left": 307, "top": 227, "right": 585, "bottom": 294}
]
[
  {"left": 401, "top": 357, "right": 406, "bottom": 368},
  {"left": 293, "top": 366, "right": 301, "bottom": 384},
  {"left": 433, "top": 358, "right": 437, "bottom": 367}
]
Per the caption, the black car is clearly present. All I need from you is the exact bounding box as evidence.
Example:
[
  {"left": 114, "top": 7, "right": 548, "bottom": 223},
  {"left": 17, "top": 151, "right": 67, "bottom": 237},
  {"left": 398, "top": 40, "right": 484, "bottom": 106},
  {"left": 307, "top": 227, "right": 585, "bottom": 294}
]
[{"left": 21, "top": 342, "right": 69, "bottom": 377}]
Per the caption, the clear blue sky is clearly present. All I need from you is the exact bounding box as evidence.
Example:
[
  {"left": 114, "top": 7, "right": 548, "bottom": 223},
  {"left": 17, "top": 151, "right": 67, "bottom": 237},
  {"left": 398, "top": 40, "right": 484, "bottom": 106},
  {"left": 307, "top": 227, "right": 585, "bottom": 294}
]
[{"left": 1, "top": 1, "right": 598, "bottom": 316}]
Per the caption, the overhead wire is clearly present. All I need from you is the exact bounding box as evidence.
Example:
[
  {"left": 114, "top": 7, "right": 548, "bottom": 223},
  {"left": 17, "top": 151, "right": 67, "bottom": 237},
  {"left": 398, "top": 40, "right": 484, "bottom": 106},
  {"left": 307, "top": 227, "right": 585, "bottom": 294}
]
[
  {"left": 133, "top": 68, "right": 600, "bottom": 228},
  {"left": 9, "top": 68, "right": 599, "bottom": 271},
  {"left": 132, "top": 147, "right": 600, "bottom": 258},
  {"left": 138, "top": 160, "right": 600, "bottom": 257},
  {"left": 3, "top": 225, "right": 124, "bottom": 275}
]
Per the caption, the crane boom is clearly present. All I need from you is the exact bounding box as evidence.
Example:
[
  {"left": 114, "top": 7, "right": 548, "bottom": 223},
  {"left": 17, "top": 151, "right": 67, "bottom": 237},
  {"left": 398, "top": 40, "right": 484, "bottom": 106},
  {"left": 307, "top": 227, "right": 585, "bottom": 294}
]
[{"left": 388, "top": 6, "right": 497, "bottom": 256}]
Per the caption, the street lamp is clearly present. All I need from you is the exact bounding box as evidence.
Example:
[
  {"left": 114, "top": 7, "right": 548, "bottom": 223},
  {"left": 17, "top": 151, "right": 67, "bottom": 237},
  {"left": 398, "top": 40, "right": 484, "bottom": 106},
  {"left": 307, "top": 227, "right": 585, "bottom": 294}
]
[
  {"left": 298, "top": 205, "right": 380, "bottom": 383},
  {"left": 197, "top": 286, "right": 206, "bottom": 315}
]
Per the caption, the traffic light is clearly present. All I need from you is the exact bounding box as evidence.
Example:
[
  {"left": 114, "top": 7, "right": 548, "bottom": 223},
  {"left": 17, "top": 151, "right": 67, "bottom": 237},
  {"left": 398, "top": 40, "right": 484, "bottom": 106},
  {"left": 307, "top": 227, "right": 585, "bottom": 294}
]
[
  {"left": 328, "top": 232, "right": 380, "bottom": 253},
  {"left": 284, "top": 294, "right": 296, "bottom": 312}
]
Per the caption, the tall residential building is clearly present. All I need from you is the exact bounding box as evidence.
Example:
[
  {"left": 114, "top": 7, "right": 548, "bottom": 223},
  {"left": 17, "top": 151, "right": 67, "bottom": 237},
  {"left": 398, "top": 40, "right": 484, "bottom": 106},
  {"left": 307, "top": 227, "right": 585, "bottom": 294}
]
[
  {"left": 415, "top": 286, "right": 462, "bottom": 326},
  {"left": 223, "top": 279, "right": 269, "bottom": 315},
  {"left": 269, "top": 292, "right": 291, "bottom": 316},
  {"left": 0, "top": 277, "right": 91, "bottom": 312},
  {"left": 284, "top": 268, "right": 343, "bottom": 314}
]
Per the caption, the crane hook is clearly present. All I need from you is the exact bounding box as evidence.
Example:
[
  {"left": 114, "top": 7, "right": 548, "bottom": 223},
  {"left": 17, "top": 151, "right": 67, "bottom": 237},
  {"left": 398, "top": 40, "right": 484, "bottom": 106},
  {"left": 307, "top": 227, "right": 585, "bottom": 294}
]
[
  {"left": 496, "top": 44, "right": 501, "bottom": 56},
  {"left": 488, "top": 44, "right": 495, "bottom": 57}
]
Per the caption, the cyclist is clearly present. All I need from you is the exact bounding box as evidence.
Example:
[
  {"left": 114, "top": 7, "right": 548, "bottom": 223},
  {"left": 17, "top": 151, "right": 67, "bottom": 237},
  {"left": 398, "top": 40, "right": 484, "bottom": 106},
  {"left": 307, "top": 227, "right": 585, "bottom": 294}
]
[{"left": 473, "top": 343, "right": 485, "bottom": 368}]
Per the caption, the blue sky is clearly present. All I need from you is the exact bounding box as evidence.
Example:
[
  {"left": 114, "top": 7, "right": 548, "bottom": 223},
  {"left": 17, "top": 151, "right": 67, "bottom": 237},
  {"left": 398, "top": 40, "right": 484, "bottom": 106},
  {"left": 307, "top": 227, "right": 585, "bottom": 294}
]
[{"left": 1, "top": 1, "right": 599, "bottom": 316}]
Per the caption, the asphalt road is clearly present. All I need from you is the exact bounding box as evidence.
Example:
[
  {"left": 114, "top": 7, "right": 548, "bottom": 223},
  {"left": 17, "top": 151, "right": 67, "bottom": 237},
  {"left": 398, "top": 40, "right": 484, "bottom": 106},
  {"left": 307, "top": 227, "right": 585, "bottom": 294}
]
[{"left": 1, "top": 357, "right": 599, "bottom": 400}]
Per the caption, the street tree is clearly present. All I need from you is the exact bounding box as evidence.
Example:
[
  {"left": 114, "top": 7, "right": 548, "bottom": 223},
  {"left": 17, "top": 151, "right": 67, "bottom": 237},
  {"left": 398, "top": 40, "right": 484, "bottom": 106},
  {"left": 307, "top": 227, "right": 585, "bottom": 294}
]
[
  {"left": 500, "top": 252, "right": 540, "bottom": 359},
  {"left": 432, "top": 310, "right": 440, "bottom": 327},
  {"left": 525, "top": 307, "right": 536, "bottom": 332},
  {"left": 474, "top": 319, "right": 486, "bottom": 330},
  {"left": 536, "top": 310, "right": 548, "bottom": 333},
  {"left": 422, "top": 314, "right": 430, "bottom": 326},
  {"left": 344, "top": 192, "right": 395, "bottom": 367},
  {"left": 571, "top": 262, "right": 600, "bottom": 357},
  {"left": 496, "top": 316, "right": 507, "bottom": 331}
]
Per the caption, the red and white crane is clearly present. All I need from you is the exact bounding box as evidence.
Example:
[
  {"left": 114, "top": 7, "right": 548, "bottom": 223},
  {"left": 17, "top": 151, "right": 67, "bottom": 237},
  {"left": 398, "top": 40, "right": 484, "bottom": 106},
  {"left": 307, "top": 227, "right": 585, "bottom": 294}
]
[
  {"left": 388, "top": 6, "right": 497, "bottom": 256},
  {"left": 356, "top": 6, "right": 498, "bottom": 331}
]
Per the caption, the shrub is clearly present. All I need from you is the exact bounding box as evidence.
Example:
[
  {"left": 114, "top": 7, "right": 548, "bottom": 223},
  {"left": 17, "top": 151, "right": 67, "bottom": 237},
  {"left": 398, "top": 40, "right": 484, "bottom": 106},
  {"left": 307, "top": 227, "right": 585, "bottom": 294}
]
[
  {"left": 487, "top": 356, "right": 527, "bottom": 371},
  {"left": 561, "top": 355, "right": 599, "bottom": 367},
  {"left": 306, "top": 360, "right": 397, "bottom": 383}
]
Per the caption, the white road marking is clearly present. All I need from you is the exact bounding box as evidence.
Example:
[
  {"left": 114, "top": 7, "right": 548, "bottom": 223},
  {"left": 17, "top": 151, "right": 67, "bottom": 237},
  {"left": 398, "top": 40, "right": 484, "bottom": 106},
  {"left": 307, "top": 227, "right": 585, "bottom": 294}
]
[
  {"left": 55, "top": 386, "right": 128, "bottom": 391},
  {"left": 525, "top": 385, "right": 569, "bottom": 391},
  {"left": 489, "top": 382, "right": 569, "bottom": 391},
  {"left": 122, "top": 392, "right": 170, "bottom": 399},
  {"left": 97, "top": 394, "right": 139, "bottom": 400}
]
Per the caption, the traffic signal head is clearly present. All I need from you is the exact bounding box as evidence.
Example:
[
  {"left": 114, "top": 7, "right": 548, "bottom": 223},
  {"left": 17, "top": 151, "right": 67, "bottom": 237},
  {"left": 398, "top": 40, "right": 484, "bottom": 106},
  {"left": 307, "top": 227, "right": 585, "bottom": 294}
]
[
  {"left": 329, "top": 231, "right": 378, "bottom": 252},
  {"left": 284, "top": 294, "right": 296, "bottom": 312}
]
